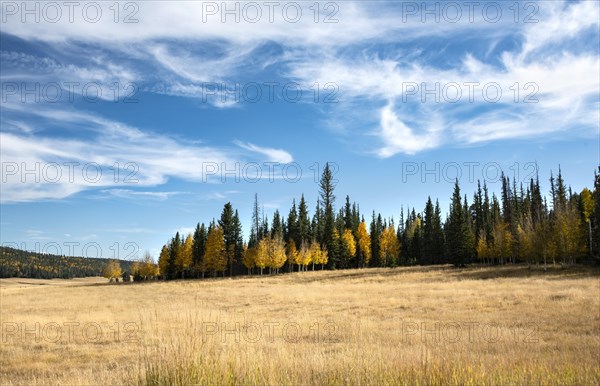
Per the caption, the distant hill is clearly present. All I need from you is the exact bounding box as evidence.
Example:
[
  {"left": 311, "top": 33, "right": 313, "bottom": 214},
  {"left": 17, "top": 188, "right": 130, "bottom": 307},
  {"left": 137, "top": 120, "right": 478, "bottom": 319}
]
[{"left": 0, "top": 246, "right": 134, "bottom": 279}]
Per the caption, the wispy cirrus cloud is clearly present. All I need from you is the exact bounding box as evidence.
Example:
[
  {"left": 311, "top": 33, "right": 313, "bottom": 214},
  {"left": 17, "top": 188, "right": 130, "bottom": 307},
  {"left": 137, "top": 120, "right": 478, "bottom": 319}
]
[
  {"left": 234, "top": 141, "right": 294, "bottom": 163},
  {"left": 0, "top": 103, "right": 291, "bottom": 203},
  {"left": 100, "top": 189, "right": 186, "bottom": 201},
  {"left": 1, "top": 0, "right": 598, "bottom": 162},
  {"left": 286, "top": 1, "right": 599, "bottom": 157}
]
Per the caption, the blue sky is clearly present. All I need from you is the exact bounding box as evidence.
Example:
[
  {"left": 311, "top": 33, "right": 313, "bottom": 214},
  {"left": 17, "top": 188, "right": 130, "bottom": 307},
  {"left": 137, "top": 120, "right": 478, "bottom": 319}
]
[{"left": 1, "top": 1, "right": 598, "bottom": 260}]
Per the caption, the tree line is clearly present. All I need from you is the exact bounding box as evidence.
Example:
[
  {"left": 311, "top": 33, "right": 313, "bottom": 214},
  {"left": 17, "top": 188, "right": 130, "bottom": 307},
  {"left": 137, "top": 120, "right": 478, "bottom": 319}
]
[
  {"left": 0, "top": 246, "right": 134, "bottom": 279},
  {"left": 152, "top": 164, "right": 599, "bottom": 280}
]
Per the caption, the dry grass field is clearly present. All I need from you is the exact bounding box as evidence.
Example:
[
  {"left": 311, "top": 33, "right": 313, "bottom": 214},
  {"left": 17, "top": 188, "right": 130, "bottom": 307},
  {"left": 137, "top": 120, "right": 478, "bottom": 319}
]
[{"left": 1, "top": 265, "right": 599, "bottom": 385}]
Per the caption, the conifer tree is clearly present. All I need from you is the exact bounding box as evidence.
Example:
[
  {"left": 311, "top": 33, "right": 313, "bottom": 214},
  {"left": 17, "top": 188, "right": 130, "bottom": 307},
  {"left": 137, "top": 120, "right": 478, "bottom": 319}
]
[
  {"left": 446, "top": 180, "right": 470, "bottom": 266},
  {"left": 319, "top": 163, "right": 337, "bottom": 268},
  {"left": 165, "top": 232, "right": 180, "bottom": 280},
  {"left": 422, "top": 197, "right": 435, "bottom": 264},
  {"left": 298, "top": 194, "right": 311, "bottom": 244},
  {"left": 249, "top": 193, "right": 261, "bottom": 248},
  {"left": 287, "top": 199, "right": 299, "bottom": 248},
  {"left": 192, "top": 223, "right": 207, "bottom": 277}
]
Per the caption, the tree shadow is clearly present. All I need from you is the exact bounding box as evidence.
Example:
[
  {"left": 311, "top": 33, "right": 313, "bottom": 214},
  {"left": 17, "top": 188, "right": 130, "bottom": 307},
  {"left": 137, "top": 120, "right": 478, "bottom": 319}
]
[{"left": 445, "top": 264, "right": 600, "bottom": 281}]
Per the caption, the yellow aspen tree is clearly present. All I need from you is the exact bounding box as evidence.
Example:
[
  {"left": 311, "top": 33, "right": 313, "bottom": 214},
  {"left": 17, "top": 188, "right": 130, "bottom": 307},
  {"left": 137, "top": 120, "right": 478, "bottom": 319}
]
[
  {"left": 103, "top": 259, "right": 122, "bottom": 282},
  {"left": 476, "top": 236, "right": 489, "bottom": 264},
  {"left": 286, "top": 240, "right": 299, "bottom": 272},
  {"left": 379, "top": 226, "right": 400, "bottom": 267},
  {"left": 270, "top": 236, "right": 287, "bottom": 273},
  {"left": 301, "top": 241, "right": 313, "bottom": 271},
  {"left": 204, "top": 226, "right": 226, "bottom": 276},
  {"left": 298, "top": 241, "right": 310, "bottom": 271},
  {"left": 580, "top": 188, "right": 594, "bottom": 254},
  {"left": 176, "top": 234, "right": 193, "bottom": 278},
  {"left": 356, "top": 221, "right": 371, "bottom": 267},
  {"left": 316, "top": 245, "right": 329, "bottom": 270},
  {"left": 309, "top": 240, "right": 320, "bottom": 271},
  {"left": 341, "top": 228, "right": 356, "bottom": 268},
  {"left": 131, "top": 261, "right": 141, "bottom": 280},
  {"left": 158, "top": 245, "right": 169, "bottom": 278},
  {"left": 141, "top": 251, "right": 158, "bottom": 279},
  {"left": 242, "top": 243, "right": 255, "bottom": 275},
  {"left": 255, "top": 238, "right": 268, "bottom": 275}
]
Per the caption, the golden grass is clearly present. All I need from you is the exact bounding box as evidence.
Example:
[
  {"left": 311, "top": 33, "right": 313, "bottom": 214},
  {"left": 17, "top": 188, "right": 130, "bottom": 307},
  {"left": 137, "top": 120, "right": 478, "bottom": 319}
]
[{"left": 1, "top": 265, "right": 599, "bottom": 385}]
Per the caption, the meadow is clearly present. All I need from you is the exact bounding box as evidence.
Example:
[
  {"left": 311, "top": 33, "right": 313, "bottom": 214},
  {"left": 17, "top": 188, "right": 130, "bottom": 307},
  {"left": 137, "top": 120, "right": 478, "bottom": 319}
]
[{"left": 1, "top": 265, "right": 599, "bottom": 385}]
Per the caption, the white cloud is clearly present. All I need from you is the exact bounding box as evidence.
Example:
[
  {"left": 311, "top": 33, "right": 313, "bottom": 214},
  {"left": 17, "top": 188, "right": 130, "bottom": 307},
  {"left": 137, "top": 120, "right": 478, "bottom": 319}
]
[
  {"left": 100, "top": 189, "right": 185, "bottom": 201},
  {"left": 519, "top": 1, "right": 599, "bottom": 59},
  {"left": 0, "top": 2, "right": 454, "bottom": 45},
  {"left": 286, "top": 1, "right": 599, "bottom": 157},
  {"left": 234, "top": 141, "right": 293, "bottom": 163},
  {"left": 377, "top": 103, "right": 442, "bottom": 157},
  {"left": 1, "top": 0, "right": 598, "bottom": 161},
  {"left": 0, "top": 104, "right": 291, "bottom": 202},
  {"left": 0, "top": 51, "right": 138, "bottom": 102}
]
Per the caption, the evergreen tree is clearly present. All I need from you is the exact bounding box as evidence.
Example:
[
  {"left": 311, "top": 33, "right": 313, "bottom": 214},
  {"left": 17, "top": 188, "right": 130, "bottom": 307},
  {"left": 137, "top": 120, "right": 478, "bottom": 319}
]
[
  {"left": 261, "top": 213, "right": 269, "bottom": 240},
  {"left": 287, "top": 199, "right": 299, "bottom": 248},
  {"left": 219, "top": 202, "right": 237, "bottom": 276},
  {"left": 250, "top": 193, "right": 260, "bottom": 248},
  {"left": 446, "top": 180, "right": 470, "bottom": 266},
  {"left": 463, "top": 194, "right": 476, "bottom": 262},
  {"left": 422, "top": 197, "right": 435, "bottom": 265},
  {"left": 344, "top": 195, "right": 353, "bottom": 230},
  {"left": 192, "top": 223, "right": 207, "bottom": 277},
  {"left": 312, "top": 200, "right": 323, "bottom": 244},
  {"left": 592, "top": 167, "right": 600, "bottom": 257},
  {"left": 369, "top": 211, "right": 383, "bottom": 267},
  {"left": 166, "top": 232, "right": 180, "bottom": 280},
  {"left": 298, "top": 194, "right": 311, "bottom": 244},
  {"left": 319, "top": 163, "right": 337, "bottom": 268},
  {"left": 482, "top": 183, "right": 493, "bottom": 245},
  {"left": 473, "top": 180, "right": 484, "bottom": 242},
  {"left": 433, "top": 199, "right": 445, "bottom": 263},
  {"left": 271, "top": 209, "right": 283, "bottom": 239},
  {"left": 233, "top": 210, "right": 244, "bottom": 274}
]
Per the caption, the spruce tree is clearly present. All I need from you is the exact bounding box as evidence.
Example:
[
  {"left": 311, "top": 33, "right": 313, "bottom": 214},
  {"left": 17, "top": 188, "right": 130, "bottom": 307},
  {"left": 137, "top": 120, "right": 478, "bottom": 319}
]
[
  {"left": 423, "top": 197, "right": 435, "bottom": 265},
  {"left": 344, "top": 195, "right": 353, "bottom": 230},
  {"left": 287, "top": 199, "right": 299, "bottom": 248},
  {"left": 593, "top": 167, "right": 600, "bottom": 256},
  {"left": 446, "top": 180, "right": 469, "bottom": 267},
  {"left": 166, "top": 232, "right": 180, "bottom": 280},
  {"left": 219, "top": 202, "right": 236, "bottom": 276},
  {"left": 192, "top": 223, "right": 207, "bottom": 277},
  {"left": 271, "top": 210, "right": 283, "bottom": 239},
  {"left": 298, "top": 194, "right": 310, "bottom": 244},
  {"left": 250, "top": 193, "right": 260, "bottom": 248},
  {"left": 433, "top": 200, "right": 445, "bottom": 263},
  {"left": 319, "top": 163, "right": 337, "bottom": 268},
  {"left": 233, "top": 210, "right": 243, "bottom": 275}
]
